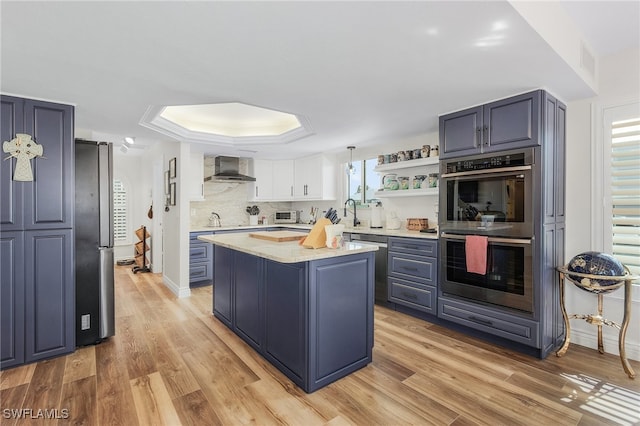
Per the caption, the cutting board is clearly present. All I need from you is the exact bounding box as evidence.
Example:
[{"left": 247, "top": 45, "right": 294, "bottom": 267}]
[{"left": 249, "top": 230, "right": 308, "bottom": 242}]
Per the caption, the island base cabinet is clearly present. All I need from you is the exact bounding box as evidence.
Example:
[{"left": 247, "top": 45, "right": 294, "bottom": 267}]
[
  {"left": 264, "top": 261, "right": 306, "bottom": 382},
  {"left": 234, "top": 252, "right": 262, "bottom": 350},
  {"left": 211, "top": 245, "right": 374, "bottom": 393},
  {"left": 213, "top": 246, "right": 232, "bottom": 327},
  {"left": 309, "top": 257, "right": 373, "bottom": 390}
]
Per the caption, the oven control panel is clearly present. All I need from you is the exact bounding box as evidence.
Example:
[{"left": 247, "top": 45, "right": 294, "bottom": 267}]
[{"left": 445, "top": 152, "right": 527, "bottom": 173}]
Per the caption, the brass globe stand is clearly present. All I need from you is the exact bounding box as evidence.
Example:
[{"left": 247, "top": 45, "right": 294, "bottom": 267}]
[{"left": 556, "top": 266, "right": 637, "bottom": 379}]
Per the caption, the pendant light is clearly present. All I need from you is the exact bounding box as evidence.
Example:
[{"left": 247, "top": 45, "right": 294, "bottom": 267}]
[{"left": 346, "top": 145, "right": 356, "bottom": 175}]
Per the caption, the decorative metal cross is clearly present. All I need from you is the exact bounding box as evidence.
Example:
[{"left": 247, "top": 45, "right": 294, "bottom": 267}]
[{"left": 2, "top": 133, "right": 43, "bottom": 181}]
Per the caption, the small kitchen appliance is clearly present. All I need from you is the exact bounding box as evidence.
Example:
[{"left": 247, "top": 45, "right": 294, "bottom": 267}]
[{"left": 274, "top": 210, "right": 299, "bottom": 224}]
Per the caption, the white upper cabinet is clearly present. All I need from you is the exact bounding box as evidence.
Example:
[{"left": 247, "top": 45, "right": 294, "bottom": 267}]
[
  {"left": 248, "top": 155, "right": 335, "bottom": 202},
  {"left": 294, "top": 154, "right": 336, "bottom": 200},
  {"left": 272, "top": 160, "right": 295, "bottom": 200},
  {"left": 188, "top": 152, "right": 205, "bottom": 201},
  {"left": 248, "top": 159, "right": 274, "bottom": 201}
]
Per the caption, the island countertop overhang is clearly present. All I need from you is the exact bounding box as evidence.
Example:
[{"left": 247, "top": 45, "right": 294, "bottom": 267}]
[{"left": 198, "top": 232, "right": 378, "bottom": 264}]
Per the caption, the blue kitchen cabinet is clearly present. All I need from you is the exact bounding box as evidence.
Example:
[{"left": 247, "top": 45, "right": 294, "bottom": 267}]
[
  {"left": 189, "top": 231, "right": 214, "bottom": 287},
  {"left": 24, "top": 229, "right": 75, "bottom": 363},
  {"left": 0, "top": 95, "right": 75, "bottom": 369},
  {"left": 211, "top": 244, "right": 374, "bottom": 393},
  {"left": 264, "top": 260, "right": 307, "bottom": 381},
  {"left": 0, "top": 232, "right": 25, "bottom": 369},
  {"left": 213, "top": 246, "right": 233, "bottom": 327},
  {"left": 387, "top": 237, "right": 438, "bottom": 315},
  {"left": 440, "top": 90, "right": 541, "bottom": 159},
  {"left": 1, "top": 97, "right": 24, "bottom": 231},
  {"left": 234, "top": 251, "right": 263, "bottom": 350}
]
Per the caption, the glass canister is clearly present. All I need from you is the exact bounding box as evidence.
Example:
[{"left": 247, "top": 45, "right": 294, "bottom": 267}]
[
  {"left": 413, "top": 175, "right": 426, "bottom": 189},
  {"left": 428, "top": 173, "right": 439, "bottom": 187},
  {"left": 398, "top": 176, "right": 410, "bottom": 190}
]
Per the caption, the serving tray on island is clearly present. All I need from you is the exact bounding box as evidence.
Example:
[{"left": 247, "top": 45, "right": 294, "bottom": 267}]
[{"left": 249, "top": 230, "right": 308, "bottom": 242}]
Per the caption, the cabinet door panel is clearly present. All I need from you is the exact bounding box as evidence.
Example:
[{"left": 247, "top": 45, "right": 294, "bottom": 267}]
[
  {"left": 23, "top": 100, "right": 74, "bottom": 230},
  {"left": 1, "top": 232, "right": 25, "bottom": 368},
  {"left": 264, "top": 261, "right": 306, "bottom": 380},
  {"left": 0, "top": 96, "right": 24, "bottom": 231},
  {"left": 234, "top": 252, "right": 262, "bottom": 349},
  {"left": 24, "top": 229, "right": 74, "bottom": 362},
  {"left": 214, "top": 246, "right": 233, "bottom": 326},
  {"left": 439, "top": 106, "right": 482, "bottom": 159},
  {"left": 485, "top": 91, "right": 540, "bottom": 152}
]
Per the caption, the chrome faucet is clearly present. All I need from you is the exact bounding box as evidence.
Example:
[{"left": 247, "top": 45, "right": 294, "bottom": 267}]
[{"left": 344, "top": 198, "right": 360, "bottom": 227}]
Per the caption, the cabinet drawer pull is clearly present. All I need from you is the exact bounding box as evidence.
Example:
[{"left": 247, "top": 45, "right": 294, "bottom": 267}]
[
  {"left": 401, "top": 266, "right": 419, "bottom": 272},
  {"left": 399, "top": 245, "right": 421, "bottom": 251},
  {"left": 402, "top": 292, "right": 418, "bottom": 300},
  {"left": 468, "top": 315, "right": 493, "bottom": 326}
]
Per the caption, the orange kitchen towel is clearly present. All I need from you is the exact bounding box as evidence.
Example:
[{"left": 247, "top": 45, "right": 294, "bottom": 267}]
[
  {"left": 465, "top": 235, "right": 488, "bottom": 275},
  {"left": 301, "top": 218, "right": 331, "bottom": 249}
]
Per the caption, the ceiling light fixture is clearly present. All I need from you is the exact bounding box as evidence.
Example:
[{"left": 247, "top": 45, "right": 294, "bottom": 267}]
[
  {"left": 119, "top": 145, "right": 128, "bottom": 154},
  {"left": 346, "top": 146, "right": 356, "bottom": 175},
  {"left": 124, "top": 136, "right": 135, "bottom": 144}
]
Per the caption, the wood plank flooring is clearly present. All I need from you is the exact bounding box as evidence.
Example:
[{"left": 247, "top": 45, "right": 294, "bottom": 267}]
[{"left": 2, "top": 265, "right": 639, "bottom": 425}]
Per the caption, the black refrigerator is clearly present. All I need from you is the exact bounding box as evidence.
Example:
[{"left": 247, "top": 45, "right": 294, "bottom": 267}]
[{"left": 75, "top": 139, "right": 115, "bottom": 346}]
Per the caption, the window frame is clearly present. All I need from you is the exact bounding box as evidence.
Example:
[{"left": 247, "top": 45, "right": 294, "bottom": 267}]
[
  {"left": 345, "top": 157, "right": 380, "bottom": 207},
  {"left": 593, "top": 101, "right": 640, "bottom": 286}
]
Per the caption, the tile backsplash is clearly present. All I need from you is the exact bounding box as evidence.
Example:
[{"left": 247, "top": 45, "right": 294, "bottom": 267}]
[{"left": 190, "top": 157, "right": 292, "bottom": 228}]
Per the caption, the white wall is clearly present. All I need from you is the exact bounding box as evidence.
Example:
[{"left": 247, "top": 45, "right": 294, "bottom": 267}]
[
  {"left": 565, "top": 47, "right": 640, "bottom": 361},
  {"left": 156, "top": 141, "right": 191, "bottom": 298},
  {"left": 112, "top": 154, "right": 153, "bottom": 262}
]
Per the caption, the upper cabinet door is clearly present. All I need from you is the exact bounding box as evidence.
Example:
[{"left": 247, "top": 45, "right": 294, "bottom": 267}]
[
  {"left": 439, "top": 106, "right": 483, "bottom": 159},
  {"left": 439, "top": 90, "right": 542, "bottom": 159},
  {"left": 1, "top": 96, "right": 25, "bottom": 231},
  {"left": 272, "top": 160, "right": 294, "bottom": 200},
  {"left": 483, "top": 90, "right": 540, "bottom": 153},
  {"left": 23, "top": 100, "right": 74, "bottom": 230}
]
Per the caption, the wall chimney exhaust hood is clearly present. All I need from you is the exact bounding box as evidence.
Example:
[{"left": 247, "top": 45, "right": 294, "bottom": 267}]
[{"left": 204, "top": 156, "right": 256, "bottom": 182}]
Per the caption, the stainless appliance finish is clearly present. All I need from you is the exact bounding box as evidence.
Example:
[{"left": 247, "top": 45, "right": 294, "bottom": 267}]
[
  {"left": 439, "top": 148, "right": 536, "bottom": 313},
  {"left": 205, "top": 156, "right": 256, "bottom": 182},
  {"left": 440, "top": 233, "right": 534, "bottom": 313},
  {"left": 75, "top": 140, "right": 115, "bottom": 346},
  {"left": 274, "top": 210, "right": 299, "bottom": 224},
  {"left": 348, "top": 233, "right": 389, "bottom": 306},
  {"left": 439, "top": 148, "right": 534, "bottom": 239}
]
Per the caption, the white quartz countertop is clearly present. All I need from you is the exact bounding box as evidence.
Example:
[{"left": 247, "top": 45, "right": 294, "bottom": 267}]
[
  {"left": 198, "top": 232, "right": 379, "bottom": 264},
  {"left": 191, "top": 224, "right": 438, "bottom": 240}
]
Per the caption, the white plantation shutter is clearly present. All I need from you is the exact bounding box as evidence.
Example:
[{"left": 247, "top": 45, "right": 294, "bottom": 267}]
[
  {"left": 609, "top": 116, "right": 640, "bottom": 278},
  {"left": 113, "top": 179, "right": 128, "bottom": 243}
]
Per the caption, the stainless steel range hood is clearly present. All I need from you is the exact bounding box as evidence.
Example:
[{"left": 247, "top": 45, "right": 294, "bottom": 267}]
[{"left": 204, "top": 156, "right": 256, "bottom": 182}]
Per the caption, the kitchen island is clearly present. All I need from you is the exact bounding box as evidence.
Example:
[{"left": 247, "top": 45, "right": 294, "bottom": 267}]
[{"left": 198, "top": 232, "right": 377, "bottom": 393}]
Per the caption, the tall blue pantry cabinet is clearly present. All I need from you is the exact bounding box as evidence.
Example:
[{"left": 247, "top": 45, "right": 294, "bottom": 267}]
[{"left": 1, "top": 95, "right": 75, "bottom": 369}]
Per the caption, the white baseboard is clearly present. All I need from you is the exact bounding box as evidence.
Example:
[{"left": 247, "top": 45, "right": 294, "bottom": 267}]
[
  {"left": 570, "top": 329, "right": 640, "bottom": 361},
  {"left": 162, "top": 274, "right": 191, "bottom": 298}
]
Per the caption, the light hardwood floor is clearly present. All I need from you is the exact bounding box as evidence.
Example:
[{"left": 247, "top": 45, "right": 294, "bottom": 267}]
[{"left": 1, "top": 265, "right": 639, "bottom": 425}]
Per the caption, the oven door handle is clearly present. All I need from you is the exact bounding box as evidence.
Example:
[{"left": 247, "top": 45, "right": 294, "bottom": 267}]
[
  {"left": 440, "top": 233, "right": 533, "bottom": 245},
  {"left": 441, "top": 165, "right": 531, "bottom": 178}
]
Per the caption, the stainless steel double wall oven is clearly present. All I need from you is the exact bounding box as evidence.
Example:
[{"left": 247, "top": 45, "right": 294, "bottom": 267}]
[{"left": 439, "top": 148, "right": 535, "bottom": 313}]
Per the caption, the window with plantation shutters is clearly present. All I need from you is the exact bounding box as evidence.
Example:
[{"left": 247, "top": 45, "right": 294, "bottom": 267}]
[
  {"left": 113, "top": 179, "right": 129, "bottom": 243},
  {"left": 607, "top": 112, "right": 640, "bottom": 279}
]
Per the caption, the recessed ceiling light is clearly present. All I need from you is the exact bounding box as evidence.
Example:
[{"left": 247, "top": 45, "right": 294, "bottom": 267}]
[
  {"left": 160, "top": 103, "right": 300, "bottom": 137},
  {"left": 139, "top": 101, "right": 314, "bottom": 147}
]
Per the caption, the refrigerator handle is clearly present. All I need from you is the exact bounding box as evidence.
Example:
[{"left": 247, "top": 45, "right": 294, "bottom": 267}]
[
  {"left": 98, "top": 142, "right": 113, "bottom": 247},
  {"left": 99, "top": 246, "right": 115, "bottom": 339}
]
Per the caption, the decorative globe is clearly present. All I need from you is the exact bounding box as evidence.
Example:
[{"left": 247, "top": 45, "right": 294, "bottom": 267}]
[{"left": 567, "top": 251, "right": 626, "bottom": 294}]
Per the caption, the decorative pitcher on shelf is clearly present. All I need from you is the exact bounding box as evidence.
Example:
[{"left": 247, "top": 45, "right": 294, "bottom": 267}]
[{"left": 382, "top": 174, "right": 399, "bottom": 191}]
